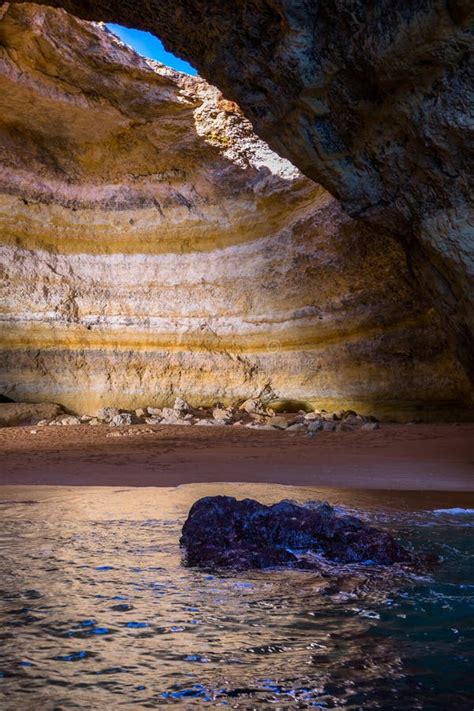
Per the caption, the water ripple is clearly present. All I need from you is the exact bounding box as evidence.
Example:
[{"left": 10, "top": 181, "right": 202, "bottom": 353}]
[{"left": 0, "top": 490, "right": 473, "bottom": 708}]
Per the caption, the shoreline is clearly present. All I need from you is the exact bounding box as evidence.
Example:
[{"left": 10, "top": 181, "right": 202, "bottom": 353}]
[{"left": 0, "top": 422, "right": 473, "bottom": 491}]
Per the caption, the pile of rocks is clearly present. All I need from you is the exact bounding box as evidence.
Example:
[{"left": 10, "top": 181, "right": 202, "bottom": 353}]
[{"left": 20, "top": 396, "right": 379, "bottom": 433}]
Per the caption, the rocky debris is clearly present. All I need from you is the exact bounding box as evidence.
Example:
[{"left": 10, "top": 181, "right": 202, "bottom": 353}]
[
  {"left": 160, "top": 411, "right": 193, "bottom": 425},
  {"left": 173, "top": 397, "right": 191, "bottom": 415},
  {"left": 145, "top": 416, "right": 162, "bottom": 426},
  {"left": 162, "top": 418, "right": 192, "bottom": 426},
  {"left": 180, "top": 496, "right": 413, "bottom": 571},
  {"left": 159, "top": 408, "right": 175, "bottom": 419},
  {"left": 110, "top": 412, "right": 133, "bottom": 427},
  {"left": 106, "top": 427, "right": 154, "bottom": 438},
  {"left": 361, "top": 422, "right": 380, "bottom": 431},
  {"left": 59, "top": 415, "right": 81, "bottom": 426},
  {"left": 147, "top": 407, "right": 162, "bottom": 417},
  {"left": 245, "top": 422, "right": 275, "bottom": 431},
  {"left": 212, "top": 407, "right": 233, "bottom": 423},
  {"left": 270, "top": 414, "right": 298, "bottom": 430},
  {"left": 96, "top": 407, "right": 120, "bottom": 423},
  {"left": 342, "top": 414, "right": 365, "bottom": 429},
  {"left": 286, "top": 422, "right": 305, "bottom": 433},
  {"left": 0, "top": 402, "right": 64, "bottom": 427},
  {"left": 239, "top": 398, "right": 269, "bottom": 416},
  {"left": 0, "top": 395, "right": 384, "bottom": 432}
]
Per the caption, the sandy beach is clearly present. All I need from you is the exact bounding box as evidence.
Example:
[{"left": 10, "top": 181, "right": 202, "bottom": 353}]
[{"left": 1, "top": 422, "right": 472, "bottom": 491}]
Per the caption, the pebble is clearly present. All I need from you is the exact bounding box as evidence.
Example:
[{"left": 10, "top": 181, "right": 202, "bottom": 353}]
[
  {"left": 340, "top": 422, "right": 356, "bottom": 432},
  {"left": 110, "top": 413, "right": 132, "bottom": 427},
  {"left": 212, "top": 407, "right": 232, "bottom": 423},
  {"left": 160, "top": 407, "right": 176, "bottom": 419},
  {"left": 361, "top": 422, "right": 380, "bottom": 431},
  {"left": 144, "top": 417, "right": 161, "bottom": 425},
  {"left": 173, "top": 397, "right": 191, "bottom": 414},
  {"left": 286, "top": 423, "right": 305, "bottom": 432},
  {"left": 271, "top": 415, "right": 298, "bottom": 430},
  {"left": 147, "top": 407, "right": 161, "bottom": 416},
  {"left": 96, "top": 407, "right": 120, "bottom": 422},
  {"left": 164, "top": 418, "right": 192, "bottom": 426},
  {"left": 60, "top": 416, "right": 81, "bottom": 426},
  {"left": 239, "top": 398, "right": 267, "bottom": 415}
]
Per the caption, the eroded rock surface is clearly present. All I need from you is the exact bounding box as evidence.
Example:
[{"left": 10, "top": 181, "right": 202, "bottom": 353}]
[
  {"left": 0, "top": 4, "right": 471, "bottom": 420},
  {"left": 180, "top": 496, "right": 413, "bottom": 570},
  {"left": 17, "top": 0, "right": 474, "bottom": 384},
  {"left": 0, "top": 401, "right": 63, "bottom": 426}
]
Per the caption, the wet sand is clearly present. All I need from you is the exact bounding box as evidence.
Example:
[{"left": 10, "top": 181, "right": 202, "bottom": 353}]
[{"left": 0, "top": 423, "right": 473, "bottom": 491}]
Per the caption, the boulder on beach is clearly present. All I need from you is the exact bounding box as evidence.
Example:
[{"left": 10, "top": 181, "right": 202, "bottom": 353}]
[
  {"left": 0, "top": 402, "right": 63, "bottom": 427},
  {"left": 180, "top": 496, "right": 413, "bottom": 571}
]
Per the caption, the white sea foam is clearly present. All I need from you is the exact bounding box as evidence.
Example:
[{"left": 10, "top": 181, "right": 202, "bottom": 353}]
[{"left": 432, "top": 508, "right": 474, "bottom": 516}]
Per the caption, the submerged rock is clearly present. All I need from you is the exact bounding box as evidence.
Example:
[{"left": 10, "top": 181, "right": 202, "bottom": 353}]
[{"left": 180, "top": 496, "right": 412, "bottom": 571}]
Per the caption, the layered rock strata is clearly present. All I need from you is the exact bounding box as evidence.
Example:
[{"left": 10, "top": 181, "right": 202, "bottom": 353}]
[
  {"left": 18, "top": 0, "right": 474, "bottom": 385},
  {"left": 0, "top": 4, "right": 471, "bottom": 419}
]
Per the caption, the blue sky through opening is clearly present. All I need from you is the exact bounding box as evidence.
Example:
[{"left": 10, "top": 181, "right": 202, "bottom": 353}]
[{"left": 107, "top": 24, "right": 197, "bottom": 76}]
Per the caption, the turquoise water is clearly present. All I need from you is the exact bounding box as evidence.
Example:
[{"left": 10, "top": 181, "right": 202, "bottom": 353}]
[{"left": 0, "top": 486, "right": 473, "bottom": 709}]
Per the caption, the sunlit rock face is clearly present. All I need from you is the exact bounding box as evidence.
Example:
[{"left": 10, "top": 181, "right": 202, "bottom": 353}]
[
  {"left": 17, "top": 0, "right": 473, "bottom": 385},
  {"left": 0, "top": 4, "right": 470, "bottom": 419}
]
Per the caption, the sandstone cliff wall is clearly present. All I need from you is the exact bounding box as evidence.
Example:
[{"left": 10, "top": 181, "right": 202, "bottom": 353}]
[
  {"left": 0, "top": 5, "right": 470, "bottom": 419},
  {"left": 18, "top": 0, "right": 473, "bottom": 385}
]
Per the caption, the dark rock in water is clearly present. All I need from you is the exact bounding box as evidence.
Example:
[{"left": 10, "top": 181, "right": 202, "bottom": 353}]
[{"left": 180, "top": 496, "right": 412, "bottom": 571}]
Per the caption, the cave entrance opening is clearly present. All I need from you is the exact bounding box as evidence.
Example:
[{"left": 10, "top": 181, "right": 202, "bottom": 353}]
[{"left": 107, "top": 24, "right": 197, "bottom": 76}]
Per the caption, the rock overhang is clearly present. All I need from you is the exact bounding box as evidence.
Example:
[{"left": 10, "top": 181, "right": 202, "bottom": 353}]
[{"left": 0, "top": 3, "right": 472, "bottom": 420}]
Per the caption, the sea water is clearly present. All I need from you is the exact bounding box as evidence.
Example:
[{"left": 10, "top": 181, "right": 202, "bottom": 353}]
[{"left": 0, "top": 485, "right": 473, "bottom": 709}]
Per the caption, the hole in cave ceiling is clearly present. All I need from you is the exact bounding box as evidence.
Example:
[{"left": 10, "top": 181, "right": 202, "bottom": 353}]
[{"left": 106, "top": 24, "right": 197, "bottom": 76}]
